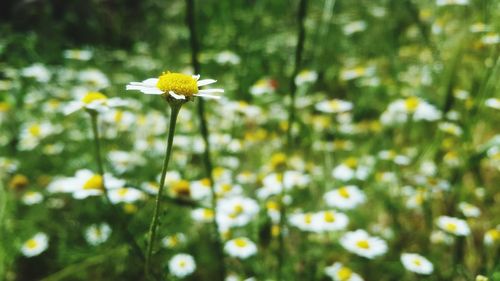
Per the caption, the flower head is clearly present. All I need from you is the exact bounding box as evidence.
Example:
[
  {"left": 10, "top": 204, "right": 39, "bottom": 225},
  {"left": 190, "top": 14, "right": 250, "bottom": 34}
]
[
  {"left": 168, "top": 253, "right": 196, "bottom": 278},
  {"left": 340, "top": 229, "right": 388, "bottom": 259},
  {"left": 21, "top": 233, "right": 49, "bottom": 257},
  {"left": 224, "top": 237, "right": 257, "bottom": 259},
  {"left": 401, "top": 253, "right": 434, "bottom": 275},
  {"left": 126, "top": 71, "right": 223, "bottom": 102}
]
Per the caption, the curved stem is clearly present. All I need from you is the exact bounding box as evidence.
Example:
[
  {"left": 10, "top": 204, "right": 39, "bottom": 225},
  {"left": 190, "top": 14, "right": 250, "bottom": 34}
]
[
  {"left": 145, "top": 104, "right": 181, "bottom": 279},
  {"left": 89, "top": 111, "right": 148, "bottom": 268},
  {"left": 186, "top": 0, "right": 227, "bottom": 279}
]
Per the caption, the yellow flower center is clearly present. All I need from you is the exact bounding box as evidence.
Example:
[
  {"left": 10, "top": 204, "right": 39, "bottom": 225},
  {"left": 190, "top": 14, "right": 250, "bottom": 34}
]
[
  {"left": 203, "top": 209, "right": 214, "bottom": 219},
  {"left": 28, "top": 124, "right": 42, "bottom": 137},
  {"left": 356, "top": 240, "right": 370, "bottom": 249},
  {"left": 329, "top": 100, "right": 341, "bottom": 111},
  {"left": 304, "top": 213, "right": 313, "bottom": 224},
  {"left": 83, "top": 175, "right": 103, "bottom": 190},
  {"left": 413, "top": 259, "right": 422, "bottom": 266},
  {"left": 338, "top": 187, "right": 351, "bottom": 198},
  {"left": 114, "top": 110, "right": 124, "bottom": 123},
  {"left": 179, "top": 260, "right": 186, "bottom": 268},
  {"left": 82, "top": 92, "right": 107, "bottom": 104},
  {"left": 233, "top": 204, "right": 244, "bottom": 214},
  {"left": 117, "top": 188, "right": 129, "bottom": 197},
  {"left": 445, "top": 222, "right": 457, "bottom": 232},
  {"left": 267, "top": 201, "right": 279, "bottom": 211},
  {"left": 0, "top": 102, "right": 10, "bottom": 112},
  {"left": 337, "top": 267, "right": 353, "bottom": 281},
  {"left": 234, "top": 238, "right": 248, "bottom": 247},
  {"left": 344, "top": 157, "right": 358, "bottom": 168},
  {"left": 172, "top": 180, "right": 190, "bottom": 196},
  {"left": 324, "top": 212, "right": 336, "bottom": 223},
  {"left": 405, "top": 97, "right": 420, "bottom": 112},
  {"left": 26, "top": 239, "right": 38, "bottom": 249},
  {"left": 156, "top": 72, "right": 198, "bottom": 97}
]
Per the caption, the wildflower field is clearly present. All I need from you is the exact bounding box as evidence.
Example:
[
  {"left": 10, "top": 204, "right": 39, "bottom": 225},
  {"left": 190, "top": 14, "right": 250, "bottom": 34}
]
[{"left": 1, "top": 0, "right": 499, "bottom": 280}]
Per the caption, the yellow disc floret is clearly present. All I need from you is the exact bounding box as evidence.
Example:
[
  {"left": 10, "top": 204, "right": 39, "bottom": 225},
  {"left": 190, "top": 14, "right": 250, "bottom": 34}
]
[
  {"left": 157, "top": 72, "right": 198, "bottom": 97},
  {"left": 82, "top": 92, "right": 107, "bottom": 104},
  {"left": 83, "top": 175, "right": 103, "bottom": 190}
]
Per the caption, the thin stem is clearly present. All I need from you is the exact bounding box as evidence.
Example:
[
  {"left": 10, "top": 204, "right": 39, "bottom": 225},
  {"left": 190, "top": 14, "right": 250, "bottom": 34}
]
[
  {"left": 286, "top": 0, "right": 308, "bottom": 149},
  {"left": 186, "top": 0, "right": 226, "bottom": 279},
  {"left": 145, "top": 104, "right": 181, "bottom": 279},
  {"left": 277, "top": 173, "right": 287, "bottom": 281},
  {"left": 89, "top": 111, "right": 149, "bottom": 269}
]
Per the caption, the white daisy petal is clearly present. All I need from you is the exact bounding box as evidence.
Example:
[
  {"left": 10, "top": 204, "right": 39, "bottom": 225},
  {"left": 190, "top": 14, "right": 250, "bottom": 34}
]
[
  {"left": 126, "top": 85, "right": 163, "bottom": 95},
  {"left": 142, "top": 78, "right": 159, "bottom": 86},
  {"left": 64, "top": 101, "right": 84, "bottom": 115},
  {"left": 197, "top": 79, "right": 217, "bottom": 87},
  {"left": 192, "top": 74, "right": 200, "bottom": 81},
  {"left": 169, "top": 91, "right": 186, "bottom": 100}
]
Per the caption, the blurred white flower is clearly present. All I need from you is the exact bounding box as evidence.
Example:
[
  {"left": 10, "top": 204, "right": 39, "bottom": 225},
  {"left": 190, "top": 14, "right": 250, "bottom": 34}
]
[
  {"left": 324, "top": 185, "right": 366, "bottom": 210},
  {"left": 85, "top": 223, "right": 112, "bottom": 246},
  {"left": 340, "top": 230, "right": 388, "bottom": 259},
  {"left": 168, "top": 254, "right": 196, "bottom": 278},
  {"left": 225, "top": 237, "right": 257, "bottom": 259},
  {"left": 316, "top": 99, "right": 353, "bottom": 114},
  {"left": 63, "top": 49, "right": 93, "bottom": 61},
  {"left": 325, "top": 262, "right": 364, "bottom": 281},
  {"left": 401, "top": 253, "right": 434, "bottom": 275},
  {"left": 21, "top": 233, "right": 49, "bottom": 257},
  {"left": 22, "top": 191, "right": 43, "bottom": 205},
  {"left": 21, "top": 64, "right": 51, "bottom": 82},
  {"left": 436, "top": 216, "right": 470, "bottom": 236}
]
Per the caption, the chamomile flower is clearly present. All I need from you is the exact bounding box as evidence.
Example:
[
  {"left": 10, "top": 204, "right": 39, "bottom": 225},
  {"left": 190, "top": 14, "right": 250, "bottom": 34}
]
[
  {"left": 380, "top": 97, "right": 441, "bottom": 125},
  {"left": 436, "top": 216, "right": 470, "bottom": 236},
  {"left": 289, "top": 212, "right": 322, "bottom": 232},
  {"left": 436, "top": 0, "right": 469, "bottom": 5},
  {"left": 68, "top": 169, "right": 125, "bottom": 199},
  {"left": 458, "top": 202, "right": 481, "bottom": 218},
  {"left": 18, "top": 121, "right": 60, "bottom": 150},
  {"left": 21, "top": 64, "right": 51, "bottom": 82},
  {"left": 126, "top": 71, "right": 223, "bottom": 101},
  {"left": 485, "top": 98, "right": 500, "bottom": 110},
  {"left": 64, "top": 91, "right": 128, "bottom": 115},
  {"left": 331, "top": 158, "right": 370, "bottom": 181},
  {"left": 484, "top": 228, "right": 500, "bottom": 245},
  {"left": 63, "top": 49, "right": 93, "bottom": 61},
  {"left": 325, "top": 262, "right": 364, "bottom": 281},
  {"left": 401, "top": 253, "right": 434, "bottom": 275},
  {"left": 316, "top": 210, "right": 349, "bottom": 232},
  {"left": 168, "top": 254, "right": 196, "bottom": 278},
  {"left": 224, "top": 237, "right": 257, "bottom": 259},
  {"left": 324, "top": 185, "right": 366, "bottom": 210},
  {"left": 316, "top": 99, "right": 353, "bottom": 114},
  {"left": 22, "top": 191, "right": 43, "bottom": 205},
  {"left": 108, "top": 187, "right": 144, "bottom": 204},
  {"left": 343, "top": 20, "right": 367, "bottom": 35},
  {"left": 191, "top": 208, "right": 215, "bottom": 223},
  {"left": 162, "top": 233, "right": 187, "bottom": 248},
  {"left": 295, "top": 70, "right": 318, "bottom": 86},
  {"left": 21, "top": 233, "right": 49, "bottom": 257},
  {"left": 340, "top": 230, "right": 388, "bottom": 259},
  {"left": 84, "top": 223, "right": 112, "bottom": 246},
  {"left": 249, "top": 78, "right": 277, "bottom": 96}
]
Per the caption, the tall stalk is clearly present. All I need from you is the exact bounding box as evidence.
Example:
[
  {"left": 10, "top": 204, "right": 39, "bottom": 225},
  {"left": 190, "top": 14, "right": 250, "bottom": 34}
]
[
  {"left": 185, "top": 0, "right": 226, "bottom": 279},
  {"left": 279, "top": 0, "right": 308, "bottom": 280},
  {"left": 145, "top": 104, "right": 181, "bottom": 279},
  {"left": 88, "top": 110, "right": 149, "bottom": 272}
]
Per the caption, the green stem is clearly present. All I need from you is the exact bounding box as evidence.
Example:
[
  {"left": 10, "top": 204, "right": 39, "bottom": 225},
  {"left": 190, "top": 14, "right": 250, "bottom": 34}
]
[
  {"left": 145, "top": 104, "right": 181, "bottom": 279},
  {"left": 277, "top": 172, "right": 287, "bottom": 281},
  {"left": 89, "top": 111, "right": 149, "bottom": 271},
  {"left": 286, "top": 0, "right": 308, "bottom": 149},
  {"left": 186, "top": 0, "right": 227, "bottom": 279}
]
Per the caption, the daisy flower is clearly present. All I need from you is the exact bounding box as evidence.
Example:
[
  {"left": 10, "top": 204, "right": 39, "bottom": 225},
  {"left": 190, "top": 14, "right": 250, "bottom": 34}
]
[
  {"left": 436, "top": 216, "right": 470, "bottom": 236},
  {"left": 224, "top": 237, "right": 257, "bottom": 259},
  {"left": 21, "top": 233, "right": 49, "bottom": 257},
  {"left": 325, "top": 262, "right": 364, "bottom": 281},
  {"left": 126, "top": 71, "right": 223, "bottom": 101},
  {"left": 162, "top": 233, "right": 187, "bottom": 249},
  {"left": 289, "top": 212, "right": 322, "bottom": 232},
  {"left": 401, "top": 253, "right": 434, "bottom": 275},
  {"left": 324, "top": 185, "right": 366, "bottom": 210},
  {"left": 315, "top": 99, "right": 353, "bottom": 114},
  {"left": 458, "top": 202, "right": 481, "bottom": 218},
  {"left": 484, "top": 228, "right": 500, "bottom": 245},
  {"left": 22, "top": 191, "right": 44, "bottom": 205},
  {"left": 64, "top": 91, "right": 128, "bottom": 115},
  {"left": 315, "top": 210, "right": 349, "bottom": 232},
  {"left": 85, "top": 223, "right": 112, "bottom": 246},
  {"left": 108, "top": 187, "right": 145, "bottom": 204},
  {"left": 168, "top": 253, "right": 196, "bottom": 278},
  {"left": 340, "top": 230, "right": 388, "bottom": 259}
]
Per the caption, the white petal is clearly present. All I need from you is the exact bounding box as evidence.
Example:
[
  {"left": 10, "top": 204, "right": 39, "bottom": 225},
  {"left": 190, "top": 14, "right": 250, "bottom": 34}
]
[
  {"left": 195, "top": 93, "right": 221, "bottom": 99},
  {"left": 126, "top": 85, "right": 163, "bottom": 95},
  {"left": 169, "top": 91, "right": 186, "bottom": 100},
  {"left": 142, "top": 78, "right": 159, "bottom": 86},
  {"left": 64, "top": 102, "right": 84, "bottom": 115},
  {"left": 192, "top": 74, "right": 200, "bottom": 81},
  {"left": 198, "top": 88, "right": 224, "bottom": 94},
  {"left": 197, "top": 79, "right": 217, "bottom": 87}
]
